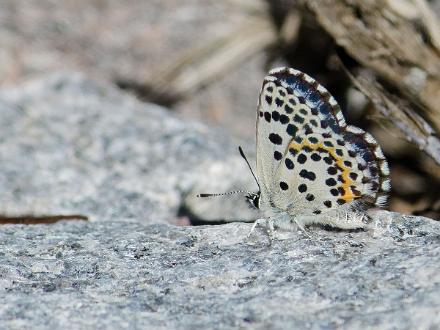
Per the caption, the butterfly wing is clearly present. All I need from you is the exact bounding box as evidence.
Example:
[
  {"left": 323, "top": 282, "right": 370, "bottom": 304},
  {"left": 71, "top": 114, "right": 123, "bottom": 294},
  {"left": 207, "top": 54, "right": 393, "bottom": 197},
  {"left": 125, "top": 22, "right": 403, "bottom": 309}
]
[{"left": 256, "top": 67, "right": 390, "bottom": 215}]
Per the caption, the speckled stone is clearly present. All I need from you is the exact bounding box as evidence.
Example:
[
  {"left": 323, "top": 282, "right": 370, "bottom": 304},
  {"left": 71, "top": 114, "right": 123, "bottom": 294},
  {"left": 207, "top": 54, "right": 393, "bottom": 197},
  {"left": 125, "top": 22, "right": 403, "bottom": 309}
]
[
  {"left": 0, "top": 72, "right": 250, "bottom": 224},
  {"left": 0, "top": 211, "right": 439, "bottom": 329}
]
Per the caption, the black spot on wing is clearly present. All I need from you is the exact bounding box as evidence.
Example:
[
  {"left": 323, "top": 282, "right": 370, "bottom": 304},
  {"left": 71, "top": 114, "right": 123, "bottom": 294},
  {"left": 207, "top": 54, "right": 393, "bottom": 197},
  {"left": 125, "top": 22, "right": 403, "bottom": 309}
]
[
  {"left": 351, "top": 187, "right": 361, "bottom": 197},
  {"left": 280, "top": 181, "right": 289, "bottom": 190},
  {"left": 345, "top": 132, "right": 375, "bottom": 162},
  {"left": 269, "top": 133, "right": 282, "bottom": 145},
  {"left": 286, "top": 124, "right": 297, "bottom": 137},
  {"left": 324, "top": 200, "right": 332, "bottom": 208},
  {"left": 370, "top": 181, "right": 380, "bottom": 191},
  {"left": 264, "top": 112, "right": 271, "bottom": 122},
  {"left": 274, "top": 151, "right": 283, "bottom": 160},
  {"left": 299, "top": 169, "right": 316, "bottom": 181},
  {"left": 297, "top": 154, "right": 307, "bottom": 164},
  {"left": 308, "top": 136, "right": 318, "bottom": 144},
  {"left": 299, "top": 108, "right": 308, "bottom": 116},
  {"left": 293, "top": 114, "right": 305, "bottom": 124},
  {"left": 265, "top": 95, "right": 273, "bottom": 105},
  {"left": 360, "top": 149, "right": 374, "bottom": 162},
  {"left": 280, "top": 114, "right": 289, "bottom": 124},
  {"left": 325, "top": 178, "right": 337, "bottom": 186},
  {"left": 322, "top": 117, "right": 340, "bottom": 133},
  {"left": 285, "top": 158, "right": 294, "bottom": 170},
  {"left": 298, "top": 184, "right": 307, "bottom": 193},
  {"left": 311, "top": 153, "right": 321, "bottom": 161},
  {"left": 330, "top": 188, "right": 339, "bottom": 196},
  {"left": 370, "top": 166, "right": 378, "bottom": 177},
  {"left": 323, "top": 156, "right": 333, "bottom": 165},
  {"left": 304, "top": 124, "right": 313, "bottom": 135}
]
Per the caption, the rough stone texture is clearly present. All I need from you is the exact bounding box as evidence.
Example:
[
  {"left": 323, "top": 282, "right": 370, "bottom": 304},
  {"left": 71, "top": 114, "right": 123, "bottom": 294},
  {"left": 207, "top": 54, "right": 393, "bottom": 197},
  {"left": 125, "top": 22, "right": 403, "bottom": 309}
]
[
  {"left": 0, "top": 212, "right": 440, "bottom": 329},
  {"left": 0, "top": 1, "right": 237, "bottom": 84},
  {"left": 1, "top": 74, "right": 440, "bottom": 329},
  {"left": 0, "top": 0, "right": 263, "bottom": 140},
  {"left": 0, "top": 72, "right": 254, "bottom": 223}
]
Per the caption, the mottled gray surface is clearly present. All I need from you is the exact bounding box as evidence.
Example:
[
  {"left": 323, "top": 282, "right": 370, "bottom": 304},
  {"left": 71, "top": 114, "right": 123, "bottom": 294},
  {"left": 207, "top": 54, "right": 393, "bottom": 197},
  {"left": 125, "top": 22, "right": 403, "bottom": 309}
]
[
  {"left": 1, "top": 74, "right": 440, "bottom": 329},
  {"left": 0, "top": 212, "right": 440, "bottom": 329},
  {"left": 0, "top": 73, "right": 254, "bottom": 223},
  {"left": 0, "top": 0, "right": 263, "bottom": 140}
]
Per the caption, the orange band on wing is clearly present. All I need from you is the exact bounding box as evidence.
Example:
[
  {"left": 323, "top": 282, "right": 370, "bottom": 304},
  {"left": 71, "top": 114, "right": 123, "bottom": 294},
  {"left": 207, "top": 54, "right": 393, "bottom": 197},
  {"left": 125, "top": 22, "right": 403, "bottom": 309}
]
[{"left": 288, "top": 140, "right": 360, "bottom": 202}]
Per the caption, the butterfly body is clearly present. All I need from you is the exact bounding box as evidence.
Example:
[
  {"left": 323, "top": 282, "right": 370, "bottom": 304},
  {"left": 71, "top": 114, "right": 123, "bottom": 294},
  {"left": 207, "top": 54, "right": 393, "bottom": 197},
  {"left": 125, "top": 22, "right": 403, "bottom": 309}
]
[{"left": 250, "top": 67, "right": 390, "bottom": 230}]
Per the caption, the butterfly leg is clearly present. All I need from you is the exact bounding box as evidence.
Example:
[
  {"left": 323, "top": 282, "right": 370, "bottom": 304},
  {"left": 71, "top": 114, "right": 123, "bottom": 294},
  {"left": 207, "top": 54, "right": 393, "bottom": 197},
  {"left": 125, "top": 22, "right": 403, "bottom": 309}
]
[
  {"left": 291, "top": 217, "right": 312, "bottom": 239},
  {"left": 271, "top": 215, "right": 312, "bottom": 238},
  {"left": 247, "top": 217, "right": 274, "bottom": 241},
  {"left": 247, "top": 218, "right": 264, "bottom": 238}
]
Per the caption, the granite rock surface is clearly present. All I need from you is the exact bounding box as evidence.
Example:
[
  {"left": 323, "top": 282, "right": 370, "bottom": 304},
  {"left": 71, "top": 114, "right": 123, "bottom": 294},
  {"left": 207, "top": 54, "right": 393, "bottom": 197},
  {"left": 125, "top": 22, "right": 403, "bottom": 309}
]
[
  {"left": 0, "top": 212, "right": 439, "bottom": 329},
  {"left": 0, "top": 72, "right": 255, "bottom": 224}
]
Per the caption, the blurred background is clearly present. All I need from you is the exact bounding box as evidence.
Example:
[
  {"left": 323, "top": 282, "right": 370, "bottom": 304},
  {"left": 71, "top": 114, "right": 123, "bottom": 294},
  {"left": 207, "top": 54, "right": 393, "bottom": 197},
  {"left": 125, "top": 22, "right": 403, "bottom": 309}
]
[{"left": 1, "top": 0, "right": 440, "bottom": 220}]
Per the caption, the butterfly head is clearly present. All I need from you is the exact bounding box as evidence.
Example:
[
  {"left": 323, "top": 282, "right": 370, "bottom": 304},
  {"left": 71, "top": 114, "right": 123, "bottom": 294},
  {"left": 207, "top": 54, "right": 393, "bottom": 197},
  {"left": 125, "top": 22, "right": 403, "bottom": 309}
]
[
  {"left": 245, "top": 191, "right": 261, "bottom": 209},
  {"left": 197, "top": 146, "right": 263, "bottom": 209}
]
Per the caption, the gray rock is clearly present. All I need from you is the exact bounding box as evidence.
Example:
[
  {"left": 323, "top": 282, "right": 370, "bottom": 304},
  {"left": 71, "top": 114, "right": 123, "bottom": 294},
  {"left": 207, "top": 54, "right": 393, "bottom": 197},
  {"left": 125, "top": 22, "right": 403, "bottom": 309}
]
[
  {"left": 1, "top": 73, "right": 440, "bottom": 329},
  {"left": 0, "top": 0, "right": 262, "bottom": 140},
  {"left": 0, "top": 211, "right": 439, "bottom": 329},
  {"left": 0, "top": 72, "right": 250, "bottom": 223}
]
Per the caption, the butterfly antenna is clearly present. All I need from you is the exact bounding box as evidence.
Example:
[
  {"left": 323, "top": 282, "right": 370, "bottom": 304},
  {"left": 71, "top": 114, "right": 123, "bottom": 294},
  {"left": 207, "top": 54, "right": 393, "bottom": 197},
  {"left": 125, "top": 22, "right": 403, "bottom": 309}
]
[
  {"left": 238, "top": 146, "right": 261, "bottom": 191},
  {"left": 197, "top": 147, "right": 259, "bottom": 198},
  {"left": 197, "top": 190, "right": 248, "bottom": 198}
]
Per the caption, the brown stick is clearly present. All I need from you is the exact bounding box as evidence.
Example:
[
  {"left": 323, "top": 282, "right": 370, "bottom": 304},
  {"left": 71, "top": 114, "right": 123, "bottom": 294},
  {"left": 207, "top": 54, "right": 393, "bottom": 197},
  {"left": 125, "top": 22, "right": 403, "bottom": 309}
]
[
  {"left": 347, "top": 70, "right": 440, "bottom": 164},
  {"left": 302, "top": 0, "right": 440, "bottom": 163},
  {"left": 0, "top": 214, "right": 88, "bottom": 225}
]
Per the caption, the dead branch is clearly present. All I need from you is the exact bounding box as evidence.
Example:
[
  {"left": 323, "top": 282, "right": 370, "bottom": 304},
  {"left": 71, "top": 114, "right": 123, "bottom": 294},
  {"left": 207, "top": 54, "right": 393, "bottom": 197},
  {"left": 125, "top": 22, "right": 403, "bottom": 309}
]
[{"left": 303, "top": 0, "right": 440, "bottom": 164}]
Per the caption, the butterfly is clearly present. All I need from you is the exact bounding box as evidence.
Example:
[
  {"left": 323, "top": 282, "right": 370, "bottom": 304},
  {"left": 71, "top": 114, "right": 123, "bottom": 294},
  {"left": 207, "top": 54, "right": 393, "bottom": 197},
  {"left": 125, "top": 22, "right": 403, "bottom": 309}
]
[{"left": 199, "top": 67, "right": 390, "bottom": 236}]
